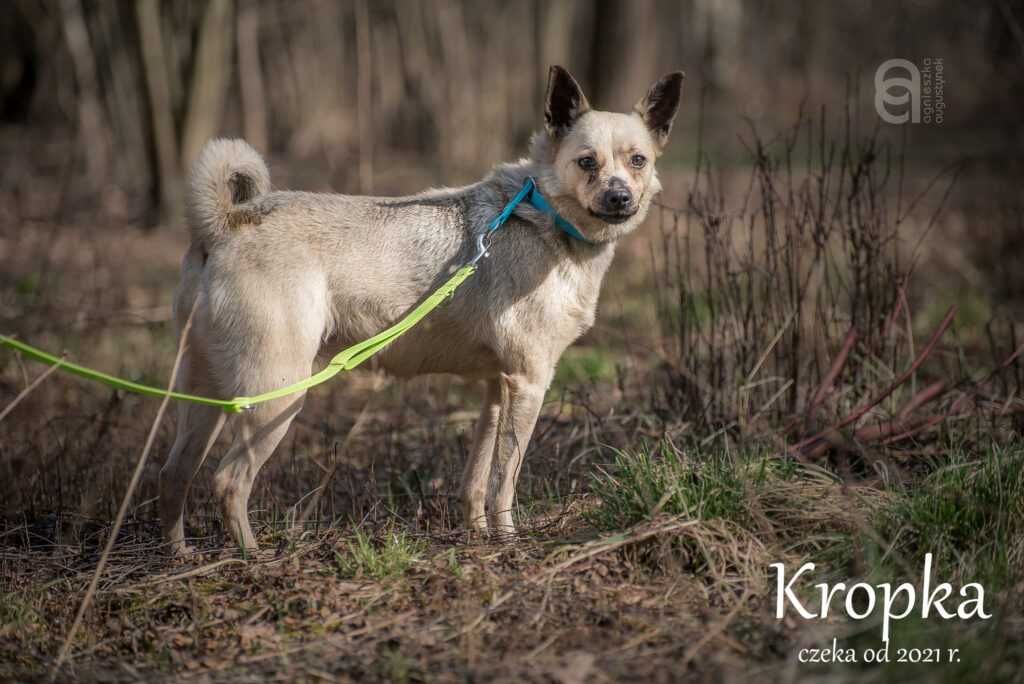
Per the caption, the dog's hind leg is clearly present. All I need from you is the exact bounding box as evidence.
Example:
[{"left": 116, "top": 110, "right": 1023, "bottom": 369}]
[
  {"left": 210, "top": 310, "right": 321, "bottom": 552},
  {"left": 161, "top": 244, "right": 227, "bottom": 555},
  {"left": 203, "top": 267, "right": 327, "bottom": 552},
  {"left": 158, "top": 342, "right": 227, "bottom": 557},
  {"left": 486, "top": 369, "right": 552, "bottom": 535},
  {"left": 160, "top": 344, "right": 226, "bottom": 556},
  {"left": 213, "top": 393, "right": 305, "bottom": 552},
  {"left": 460, "top": 377, "right": 501, "bottom": 532},
  {"left": 161, "top": 406, "right": 225, "bottom": 555}
]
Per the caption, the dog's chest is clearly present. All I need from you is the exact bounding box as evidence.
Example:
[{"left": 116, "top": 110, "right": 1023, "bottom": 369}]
[
  {"left": 497, "top": 257, "right": 605, "bottom": 355},
  {"left": 543, "top": 266, "right": 600, "bottom": 337}
]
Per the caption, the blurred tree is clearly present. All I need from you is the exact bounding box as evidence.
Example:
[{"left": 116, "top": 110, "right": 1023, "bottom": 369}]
[
  {"left": 0, "top": 0, "right": 1017, "bottom": 224},
  {"left": 0, "top": 4, "right": 38, "bottom": 123},
  {"left": 587, "top": 0, "right": 658, "bottom": 109}
]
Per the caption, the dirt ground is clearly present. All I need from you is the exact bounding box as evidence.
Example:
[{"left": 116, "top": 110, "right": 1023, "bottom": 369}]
[{"left": 1, "top": 513, "right": 808, "bottom": 683}]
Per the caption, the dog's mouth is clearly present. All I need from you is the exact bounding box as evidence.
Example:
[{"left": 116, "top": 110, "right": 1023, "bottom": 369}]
[{"left": 588, "top": 208, "right": 638, "bottom": 224}]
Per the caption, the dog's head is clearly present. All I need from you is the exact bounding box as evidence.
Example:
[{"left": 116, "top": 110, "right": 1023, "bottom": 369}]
[{"left": 533, "top": 66, "right": 684, "bottom": 242}]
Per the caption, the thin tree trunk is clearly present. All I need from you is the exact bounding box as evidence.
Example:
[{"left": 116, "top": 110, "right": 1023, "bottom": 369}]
[
  {"left": 588, "top": 0, "right": 658, "bottom": 108},
  {"left": 181, "top": 0, "right": 234, "bottom": 172},
  {"left": 135, "top": 0, "right": 181, "bottom": 219},
  {"left": 237, "top": 0, "right": 268, "bottom": 153},
  {"left": 59, "top": 0, "right": 110, "bottom": 189},
  {"left": 355, "top": 0, "right": 374, "bottom": 193},
  {"left": 94, "top": 4, "right": 150, "bottom": 199}
]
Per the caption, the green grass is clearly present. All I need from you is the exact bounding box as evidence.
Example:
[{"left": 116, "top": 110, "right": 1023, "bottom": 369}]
[
  {"left": 0, "top": 592, "right": 42, "bottom": 630},
  {"left": 587, "top": 439, "right": 1024, "bottom": 586},
  {"left": 334, "top": 529, "right": 425, "bottom": 581},
  {"left": 915, "top": 288, "right": 993, "bottom": 343},
  {"left": 0, "top": 591, "right": 44, "bottom": 648},
  {"left": 589, "top": 440, "right": 1024, "bottom": 585},
  {"left": 14, "top": 275, "right": 39, "bottom": 299},
  {"left": 553, "top": 347, "right": 618, "bottom": 388},
  {"left": 376, "top": 648, "right": 423, "bottom": 683},
  {"left": 583, "top": 442, "right": 859, "bottom": 575},
  {"left": 442, "top": 548, "right": 464, "bottom": 579},
  {"left": 873, "top": 442, "right": 1024, "bottom": 589},
  {"left": 823, "top": 443, "right": 1024, "bottom": 682},
  {"left": 588, "top": 440, "right": 1024, "bottom": 680},
  {"left": 586, "top": 441, "right": 796, "bottom": 531}
]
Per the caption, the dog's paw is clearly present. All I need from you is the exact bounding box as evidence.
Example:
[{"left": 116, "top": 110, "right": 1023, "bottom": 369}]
[
  {"left": 166, "top": 541, "right": 196, "bottom": 559},
  {"left": 487, "top": 526, "right": 519, "bottom": 544}
]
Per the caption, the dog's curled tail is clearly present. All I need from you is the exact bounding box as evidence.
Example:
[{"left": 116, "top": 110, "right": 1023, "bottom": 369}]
[{"left": 187, "top": 138, "right": 270, "bottom": 247}]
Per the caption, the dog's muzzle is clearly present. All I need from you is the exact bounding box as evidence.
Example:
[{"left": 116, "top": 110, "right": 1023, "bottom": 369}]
[{"left": 593, "top": 187, "right": 638, "bottom": 223}]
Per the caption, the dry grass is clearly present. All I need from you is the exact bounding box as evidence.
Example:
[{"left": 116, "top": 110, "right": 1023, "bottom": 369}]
[
  {"left": 0, "top": 511, "right": 827, "bottom": 681},
  {"left": 3, "top": 441, "right": 1019, "bottom": 682}
]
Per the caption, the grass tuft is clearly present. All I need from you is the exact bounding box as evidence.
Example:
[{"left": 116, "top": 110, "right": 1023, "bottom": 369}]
[
  {"left": 587, "top": 442, "right": 753, "bottom": 531},
  {"left": 875, "top": 442, "right": 1024, "bottom": 588},
  {"left": 334, "top": 529, "right": 425, "bottom": 581},
  {"left": 586, "top": 441, "right": 885, "bottom": 579}
]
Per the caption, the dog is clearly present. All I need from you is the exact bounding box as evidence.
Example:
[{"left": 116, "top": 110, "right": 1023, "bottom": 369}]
[{"left": 161, "top": 65, "right": 684, "bottom": 553}]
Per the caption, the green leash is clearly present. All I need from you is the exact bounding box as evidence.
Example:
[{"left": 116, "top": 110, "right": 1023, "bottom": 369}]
[
  {"left": 1, "top": 177, "right": 586, "bottom": 413},
  {"left": 0, "top": 265, "right": 475, "bottom": 413}
]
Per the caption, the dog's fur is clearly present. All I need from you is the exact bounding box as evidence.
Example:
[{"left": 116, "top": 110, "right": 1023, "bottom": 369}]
[{"left": 161, "top": 66, "right": 683, "bottom": 552}]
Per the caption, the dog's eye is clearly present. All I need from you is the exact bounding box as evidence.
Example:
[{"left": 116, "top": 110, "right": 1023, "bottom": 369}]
[
  {"left": 577, "top": 156, "right": 598, "bottom": 171},
  {"left": 630, "top": 154, "right": 647, "bottom": 169}
]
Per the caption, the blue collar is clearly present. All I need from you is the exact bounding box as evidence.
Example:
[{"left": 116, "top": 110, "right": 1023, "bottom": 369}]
[
  {"left": 486, "top": 177, "right": 592, "bottom": 244},
  {"left": 523, "top": 180, "right": 593, "bottom": 244}
]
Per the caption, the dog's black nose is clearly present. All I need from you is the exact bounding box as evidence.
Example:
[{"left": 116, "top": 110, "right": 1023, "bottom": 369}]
[{"left": 604, "top": 188, "right": 633, "bottom": 211}]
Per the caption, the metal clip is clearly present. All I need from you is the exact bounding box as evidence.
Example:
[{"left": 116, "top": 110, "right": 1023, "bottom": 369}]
[{"left": 468, "top": 231, "right": 490, "bottom": 266}]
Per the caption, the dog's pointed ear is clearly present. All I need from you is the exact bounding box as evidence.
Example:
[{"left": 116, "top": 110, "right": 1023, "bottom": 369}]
[
  {"left": 544, "top": 66, "right": 590, "bottom": 139},
  {"left": 634, "top": 71, "right": 685, "bottom": 149}
]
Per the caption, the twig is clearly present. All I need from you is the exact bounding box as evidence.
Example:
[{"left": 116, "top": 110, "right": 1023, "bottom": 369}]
[
  {"left": 237, "top": 610, "right": 417, "bottom": 664},
  {"left": 445, "top": 590, "right": 515, "bottom": 641},
  {"left": 881, "top": 392, "right": 970, "bottom": 445},
  {"left": 115, "top": 558, "right": 247, "bottom": 592},
  {"left": 804, "top": 329, "right": 857, "bottom": 426},
  {"left": 0, "top": 353, "right": 65, "bottom": 424},
  {"left": 789, "top": 306, "right": 956, "bottom": 458},
  {"left": 50, "top": 301, "right": 198, "bottom": 679},
  {"left": 745, "top": 309, "right": 796, "bottom": 384},
  {"left": 293, "top": 373, "right": 384, "bottom": 530},
  {"left": 679, "top": 589, "right": 750, "bottom": 667},
  {"left": 896, "top": 380, "right": 946, "bottom": 421},
  {"left": 534, "top": 518, "right": 698, "bottom": 582},
  {"left": 825, "top": 381, "right": 949, "bottom": 448}
]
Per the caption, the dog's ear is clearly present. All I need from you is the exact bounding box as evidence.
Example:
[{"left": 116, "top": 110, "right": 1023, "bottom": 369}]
[
  {"left": 544, "top": 66, "right": 590, "bottom": 139},
  {"left": 634, "top": 71, "right": 685, "bottom": 149}
]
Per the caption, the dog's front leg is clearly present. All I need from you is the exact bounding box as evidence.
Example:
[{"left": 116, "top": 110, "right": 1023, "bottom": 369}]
[
  {"left": 460, "top": 378, "right": 501, "bottom": 532},
  {"left": 486, "top": 370, "right": 550, "bottom": 535}
]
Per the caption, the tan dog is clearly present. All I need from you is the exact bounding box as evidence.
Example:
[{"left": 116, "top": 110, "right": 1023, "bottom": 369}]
[{"left": 161, "top": 66, "right": 683, "bottom": 553}]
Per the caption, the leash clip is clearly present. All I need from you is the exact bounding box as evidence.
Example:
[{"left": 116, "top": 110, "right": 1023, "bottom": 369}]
[
  {"left": 468, "top": 231, "right": 490, "bottom": 266},
  {"left": 467, "top": 176, "right": 538, "bottom": 268}
]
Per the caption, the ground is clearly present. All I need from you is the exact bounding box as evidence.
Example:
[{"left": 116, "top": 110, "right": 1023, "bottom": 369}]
[{"left": 3, "top": 440, "right": 1023, "bottom": 682}]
